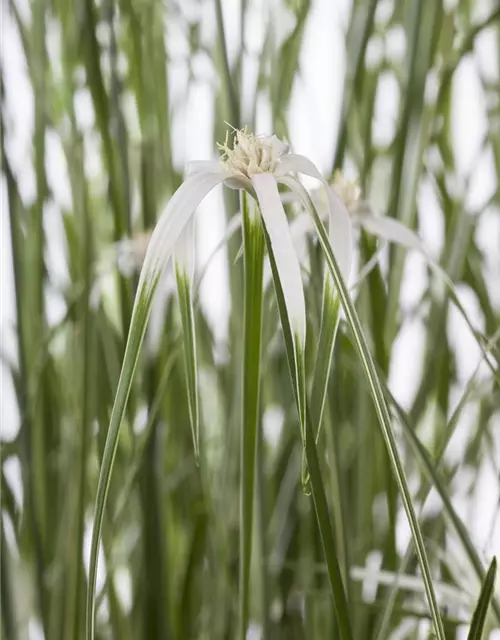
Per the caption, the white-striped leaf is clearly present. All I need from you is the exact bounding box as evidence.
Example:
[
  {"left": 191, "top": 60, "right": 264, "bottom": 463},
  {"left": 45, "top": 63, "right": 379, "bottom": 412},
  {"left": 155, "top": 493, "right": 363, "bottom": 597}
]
[{"left": 175, "top": 218, "right": 199, "bottom": 462}]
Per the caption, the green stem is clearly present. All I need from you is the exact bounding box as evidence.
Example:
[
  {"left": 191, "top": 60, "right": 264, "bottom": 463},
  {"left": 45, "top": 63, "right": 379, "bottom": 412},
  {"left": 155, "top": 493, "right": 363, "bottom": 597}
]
[
  {"left": 239, "top": 191, "right": 265, "bottom": 638},
  {"left": 215, "top": 0, "right": 240, "bottom": 127},
  {"left": 1, "top": 510, "right": 17, "bottom": 640},
  {"left": 255, "top": 424, "right": 270, "bottom": 639},
  {"left": 31, "top": 0, "right": 49, "bottom": 597},
  {"left": 2, "top": 115, "right": 47, "bottom": 633},
  {"left": 68, "top": 141, "right": 93, "bottom": 640},
  {"left": 331, "top": 0, "right": 379, "bottom": 173}
]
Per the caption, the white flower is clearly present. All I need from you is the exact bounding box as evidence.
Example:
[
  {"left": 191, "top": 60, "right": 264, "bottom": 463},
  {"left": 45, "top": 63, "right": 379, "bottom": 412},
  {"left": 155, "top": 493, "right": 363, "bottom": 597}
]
[
  {"left": 142, "top": 127, "right": 353, "bottom": 349},
  {"left": 325, "top": 171, "right": 428, "bottom": 255},
  {"left": 331, "top": 171, "right": 362, "bottom": 213},
  {"left": 115, "top": 231, "right": 152, "bottom": 275},
  {"left": 279, "top": 169, "right": 433, "bottom": 291},
  {"left": 133, "top": 127, "right": 354, "bottom": 457}
]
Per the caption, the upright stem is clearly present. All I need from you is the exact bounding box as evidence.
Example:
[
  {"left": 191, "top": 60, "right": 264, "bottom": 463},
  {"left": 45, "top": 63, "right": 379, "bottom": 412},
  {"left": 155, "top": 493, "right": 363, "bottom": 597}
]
[
  {"left": 239, "top": 192, "right": 265, "bottom": 638},
  {"left": 31, "top": 0, "right": 49, "bottom": 593},
  {"left": 215, "top": 0, "right": 240, "bottom": 128},
  {"left": 255, "top": 425, "right": 270, "bottom": 640},
  {"left": 0, "top": 517, "right": 16, "bottom": 640},
  {"left": 72, "top": 141, "right": 93, "bottom": 638},
  {"left": 2, "top": 120, "right": 47, "bottom": 633}
]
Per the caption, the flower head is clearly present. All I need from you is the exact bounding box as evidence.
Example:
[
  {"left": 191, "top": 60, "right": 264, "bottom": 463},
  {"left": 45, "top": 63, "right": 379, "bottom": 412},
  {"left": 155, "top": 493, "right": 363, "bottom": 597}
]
[
  {"left": 116, "top": 127, "right": 356, "bottom": 474},
  {"left": 218, "top": 127, "right": 289, "bottom": 179},
  {"left": 287, "top": 168, "right": 429, "bottom": 268},
  {"left": 331, "top": 171, "right": 361, "bottom": 213},
  {"left": 132, "top": 126, "right": 354, "bottom": 475}
]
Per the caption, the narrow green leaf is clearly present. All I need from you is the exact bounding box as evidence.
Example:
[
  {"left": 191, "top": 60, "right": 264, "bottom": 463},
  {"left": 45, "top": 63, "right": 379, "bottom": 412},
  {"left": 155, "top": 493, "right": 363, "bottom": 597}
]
[
  {"left": 468, "top": 557, "right": 497, "bottom": 640},
  {"left": 331, "top": 0, "right": 379, "bottom": 171},
  {"left": 302, "top": 277, "right": 340, "bottom": 491},
  {"left": 239, "top": 191, "right": 265, "bottom": 639},
  {"left": 310, "top": 276, "right": 341, "bottom": 440},
  {"left": 264, "top": 225, "right": 353, "bottom": 640},
  {"left": 317, "top": 217, "right": 446, "bottom": 637},
  {"left": 255, "top": 423, "right": 271, "bottom": 640},
  {"left": 295, "top": 337, "right": 308, "bottom": 490},
  {"left": 177, "top": 511, "right": 209, "bottom": 639},
  {"left": 272, "top": 0, "right": 311, "bottom": 136},
  {"left": 2, "top": 115, "right": 48, "bottom": 631},
  {"left": 175, "top": 269, "right": 200, "bottom": 462},
  {"left": 0, "top": 518, "right": 17, "bottom": 640},
  {"left": 86, "top": 168, "right": 225, "bottom": 637},
  {"left": 68, "top": 151, "right": 94, "bottom": 640},
  {"left": 386, "top": 0, "right": 442, "bottom": 341},
  {"left": 214, "top": 0, "right": 240, "bottom": 127}
]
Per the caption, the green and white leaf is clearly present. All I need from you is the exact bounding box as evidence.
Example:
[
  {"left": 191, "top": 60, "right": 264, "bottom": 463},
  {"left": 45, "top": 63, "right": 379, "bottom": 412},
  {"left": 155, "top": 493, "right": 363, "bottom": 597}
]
[
  {"left": 468, "top": 557, "right": 497, "bottom": 640},
  {"left": 175, "top": 218, "right": 200, "bottom": 462}
]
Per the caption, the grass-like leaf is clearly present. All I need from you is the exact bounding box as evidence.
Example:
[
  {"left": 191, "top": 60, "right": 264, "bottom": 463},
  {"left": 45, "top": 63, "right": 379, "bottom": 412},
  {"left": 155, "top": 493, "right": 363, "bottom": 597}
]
[
  {"left": 310, "top": 276, "right": 341, "bottom": 438},
  {"left": 468, "top": 557, "right": 497, "bottom": 640},
  {"left": 175, "top": 269, "right": 200, "bottom": 461}
]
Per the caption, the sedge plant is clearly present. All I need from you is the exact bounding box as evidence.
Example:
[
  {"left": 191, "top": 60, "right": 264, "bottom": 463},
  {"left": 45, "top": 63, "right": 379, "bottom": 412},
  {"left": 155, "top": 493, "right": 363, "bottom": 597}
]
[
  {"left": 86, "top": 127, "right": 448, "bottom": 640},
  {"left": 4, "top": 1, "right": 500, "bottom": 639}
]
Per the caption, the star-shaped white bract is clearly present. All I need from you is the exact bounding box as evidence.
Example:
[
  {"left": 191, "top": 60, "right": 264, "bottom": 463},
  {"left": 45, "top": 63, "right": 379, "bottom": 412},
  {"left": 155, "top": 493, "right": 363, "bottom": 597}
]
[
  {"left": 133, "top": 127, "right": 355, "bottom": 461},
  {"left": 143, "top": 127, "right": 353, "bottom": 351}
]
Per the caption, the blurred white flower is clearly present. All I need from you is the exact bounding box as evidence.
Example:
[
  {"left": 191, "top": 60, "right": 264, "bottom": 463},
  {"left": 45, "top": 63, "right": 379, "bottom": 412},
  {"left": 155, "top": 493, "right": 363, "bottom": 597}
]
[
  {"left": 283, "top": 169, "right": 430, "bottom": 274},
  {"left": 115, "top": 231, "right": 152, "bottom": 276}
]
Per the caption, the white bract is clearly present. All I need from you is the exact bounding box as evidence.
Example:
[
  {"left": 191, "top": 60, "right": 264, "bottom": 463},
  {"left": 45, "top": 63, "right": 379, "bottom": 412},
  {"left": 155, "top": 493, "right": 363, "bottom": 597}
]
[
  {"left": 141, "top": 128, "right": 354, "bottom": 349},
  {"left": 333, "top": 170, "right": 429, "bottom": 254},
  {"left": 287, "top": 169, "right": 429, "bottom": 259}
]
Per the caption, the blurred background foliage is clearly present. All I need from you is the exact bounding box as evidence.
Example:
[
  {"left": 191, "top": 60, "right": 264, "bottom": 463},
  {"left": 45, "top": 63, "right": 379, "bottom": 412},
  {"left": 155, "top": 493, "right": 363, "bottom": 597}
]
[{"left": 1, "top": 0, "right": 500, "bottom": 638}]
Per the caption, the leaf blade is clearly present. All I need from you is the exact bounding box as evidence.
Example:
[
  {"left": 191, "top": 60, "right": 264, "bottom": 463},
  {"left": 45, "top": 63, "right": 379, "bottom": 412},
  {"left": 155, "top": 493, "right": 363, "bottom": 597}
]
[{"left": 468, "top": 557, "right": 497, "bottom": 640}]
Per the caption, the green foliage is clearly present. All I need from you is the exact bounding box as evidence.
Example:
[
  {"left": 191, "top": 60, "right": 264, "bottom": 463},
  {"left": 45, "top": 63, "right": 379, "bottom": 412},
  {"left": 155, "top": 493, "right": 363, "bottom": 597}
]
[
  {"left": 2, "top": 0, "right": 500, "bottom": 639},
  {"left": 468, "top": 558, "right": 497, "bottom": 640}
]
